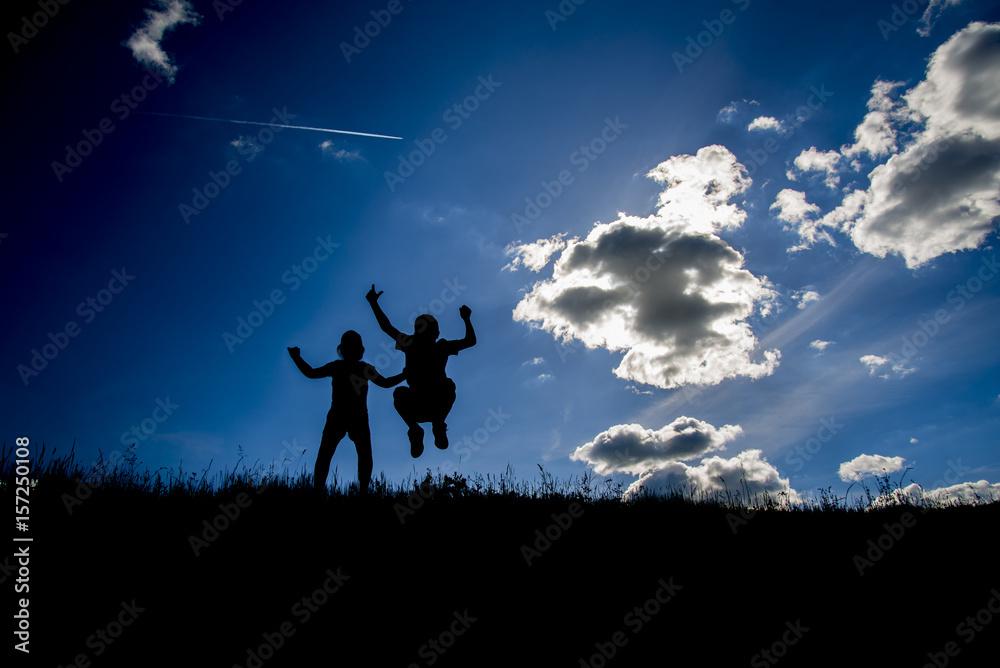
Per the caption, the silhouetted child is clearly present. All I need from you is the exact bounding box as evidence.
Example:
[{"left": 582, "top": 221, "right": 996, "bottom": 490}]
[
  {"left": 288, "top": 330, "right": 404, "bottom": 494},
  {"left": 366, "top": 284, "right": 477, "bottom": 457}
]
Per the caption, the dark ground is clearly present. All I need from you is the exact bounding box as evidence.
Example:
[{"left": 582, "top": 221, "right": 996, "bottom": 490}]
[{"left": 5, "top": 477, "right": 1000, "bottom": 667}]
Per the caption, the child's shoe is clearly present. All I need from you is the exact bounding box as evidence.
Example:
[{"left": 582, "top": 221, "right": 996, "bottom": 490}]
[
  {"left": 432, "top": 421, "right": 448, "bottom": 449},
  {"left": 408, "top": 426, "right": 424, "bottom": 458}
]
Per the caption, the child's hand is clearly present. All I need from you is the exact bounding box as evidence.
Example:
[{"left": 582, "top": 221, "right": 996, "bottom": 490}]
[
  {"left": 287, "top": 346, "right": 300, "bottom": 357},
  {"left": 366, "top": 284, "right": 383, "bottom": 303},
  {"left": 459, "top": 305, "right": 472, "bottom": 319}
]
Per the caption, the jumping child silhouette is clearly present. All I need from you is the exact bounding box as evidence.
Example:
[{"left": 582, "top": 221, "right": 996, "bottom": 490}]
[
  {"left": 288, "top": 330, "right": 405, "bottom": 493},
  {"left": 366, "top": 284, "right": 476, "bottom": 457}
]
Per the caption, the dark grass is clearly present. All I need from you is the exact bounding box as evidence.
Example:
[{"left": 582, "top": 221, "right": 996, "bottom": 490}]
[{"left": 3, "top": 443, "right": 999, "bottom": 666}]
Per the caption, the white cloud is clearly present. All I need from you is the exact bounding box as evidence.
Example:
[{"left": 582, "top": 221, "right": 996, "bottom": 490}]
[
  {"left": 793, "top": 289, "right": 821, "bottom": 309},
  {"left": 781, "top": 23, "right": 1000, "bottom": 268},
  {"left": 860, "top": 354, "right": 889, "bottom": 373},
  {"left": 319, "top": 141, "right": 362, "bottom": 161},
  {"left": 860, "top": 354, "right": 916, "bottom": 378},
  {"left": 511, "top": 146, "right": 780, "bottom": 389},
  {"left": 624, "top": 449, "right": 802, "bottom": 505},
  {"left": 896, "top": 479, "right": 1000, "bottom": 505},
  {"left": 123, "top": 0, "right": 201, "bottom": 83},
  {"left": 504, "top": 234, "right": 568, "bottom": 272},
  {"left": 792, "top": 147, "right": 842, "bottom": 188},
  {"left": 910, "top": 437, "right": 919, "bottom": 443},
  {"left": 771, "top": 189, "right": 834, "bottom": 250},
  {"left": 521, "top": 357, "right": 544, "bottom": 367},
  {"left": 917, "top": 0, "right": 965, "bottom": 37},
  {"left": 842, "top": 80, "right": 909, "bottom": 160},
  {"left": 810, "top": 339, "right": 833, "bottom": 351},
  {"left": 838, "top": 453, "right": 907, "bottom": 481},
  {"left": 717, "top": 99, "right": 759, "bottom": 124},
  {"left": 747, "top": 116, "right": 784, "bottom": 132},
  {"left": 231, "top": 136, "right": 261, "bottom": 154},
  {"left": 571, "top": 418, "right": 742, "bottom": 476}
]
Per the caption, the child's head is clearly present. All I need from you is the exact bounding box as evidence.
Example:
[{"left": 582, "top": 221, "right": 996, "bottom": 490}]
[
  {"left": 337, "top": 330, "right": 365, "bottom": 361},
  {"left": 413, "top": 314, "right": 439, "bottom": 341}
]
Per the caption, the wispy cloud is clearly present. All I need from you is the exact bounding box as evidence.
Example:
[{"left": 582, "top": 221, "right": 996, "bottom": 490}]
[
  {"left": 319, "top": 140, "right": 363, "bottom": 162},
  {"left": 123, "top": 0, "right": 201, "bottom": 83}
]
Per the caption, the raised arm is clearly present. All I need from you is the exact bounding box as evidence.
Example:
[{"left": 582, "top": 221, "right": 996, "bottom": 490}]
[
  {"left": 366, "top": 284, "right": 403, "bottom": 342},
  {"left": 288, "top": 347, "right": 327, "bottom": 379},
  {"left": 455, "top": 305, "right": 477, "bottom": 351}
]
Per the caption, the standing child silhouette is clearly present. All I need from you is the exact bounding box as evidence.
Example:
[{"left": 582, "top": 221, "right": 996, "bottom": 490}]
[
  {"left": 366, "top": 284, "right": 476, "bottom": 457},
  {"left": 288, "top": 330, "right": 405, "bottom": 493}
]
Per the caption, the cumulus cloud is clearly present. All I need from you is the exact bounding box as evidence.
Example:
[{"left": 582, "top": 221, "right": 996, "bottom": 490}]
[
  {"left": 571, "top": 417, "right": 742, "bottom": 476},
  {"left": 747, "top": 116, "right": 784, "bottom": 132},
  {"left": 810, "top": 339, "right": 833, "bottom": 351},
  {"left": 885, "top": 479, "right": 1000, "bottom": 506},
  {"left": 838, "top": 453, "right": 907, "bottom": 481},
  {"left": 793, "top": 147, "right": 842, "bottom": 188},
  {"left": 780, "top": 23, "right": 1000, "bottom": 267},
  {"left": 510, "top": 146, "right": 780, "bottom": 389},
  {"left": 792, "top": 289, "right": 821, "bottom": 309},
  {"left": 123, "top": 0, "right": 201, "bottom": 83},
  {"left": 624, "top": 449, "right": 802, "bottom": 504},
  {"left": 770, "top": 189, "right": 836, "bottom": 250}
]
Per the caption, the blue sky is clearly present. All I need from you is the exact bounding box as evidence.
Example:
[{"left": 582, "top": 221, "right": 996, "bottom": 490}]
[{"left": 4, "top": 0, "right": 1000, "bottom": 504}]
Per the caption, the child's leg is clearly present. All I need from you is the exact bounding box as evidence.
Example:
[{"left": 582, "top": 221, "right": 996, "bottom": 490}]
[
  {"left": 347, "top": 421, "right": 373, "bottom": 493},
  {"left": 315, "top": 412, "right": 347, "bottom": 491},
  {"left": 431, "top": 380, "right": 458, "bottom": 449},
  {"left": 393, "top": 387, "right": 424, "bottom": 457}
]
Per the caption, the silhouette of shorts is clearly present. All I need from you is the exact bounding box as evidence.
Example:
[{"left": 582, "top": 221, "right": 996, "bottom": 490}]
[
  {"left": 394, "top": 379, "right": 456, "bottom": 423},
  {"left": 320, "top": 409, "right": 372, "bottom": 447}
]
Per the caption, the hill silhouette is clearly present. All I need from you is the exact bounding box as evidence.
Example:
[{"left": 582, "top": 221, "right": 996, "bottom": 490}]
[{"left": 5, "top": 445, "right": 999, "bottom": 666}]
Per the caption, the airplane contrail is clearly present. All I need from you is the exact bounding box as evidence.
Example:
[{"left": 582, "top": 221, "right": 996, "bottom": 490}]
[{"left": 136, "top": 111, "right": 402, "bottom": 140}]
